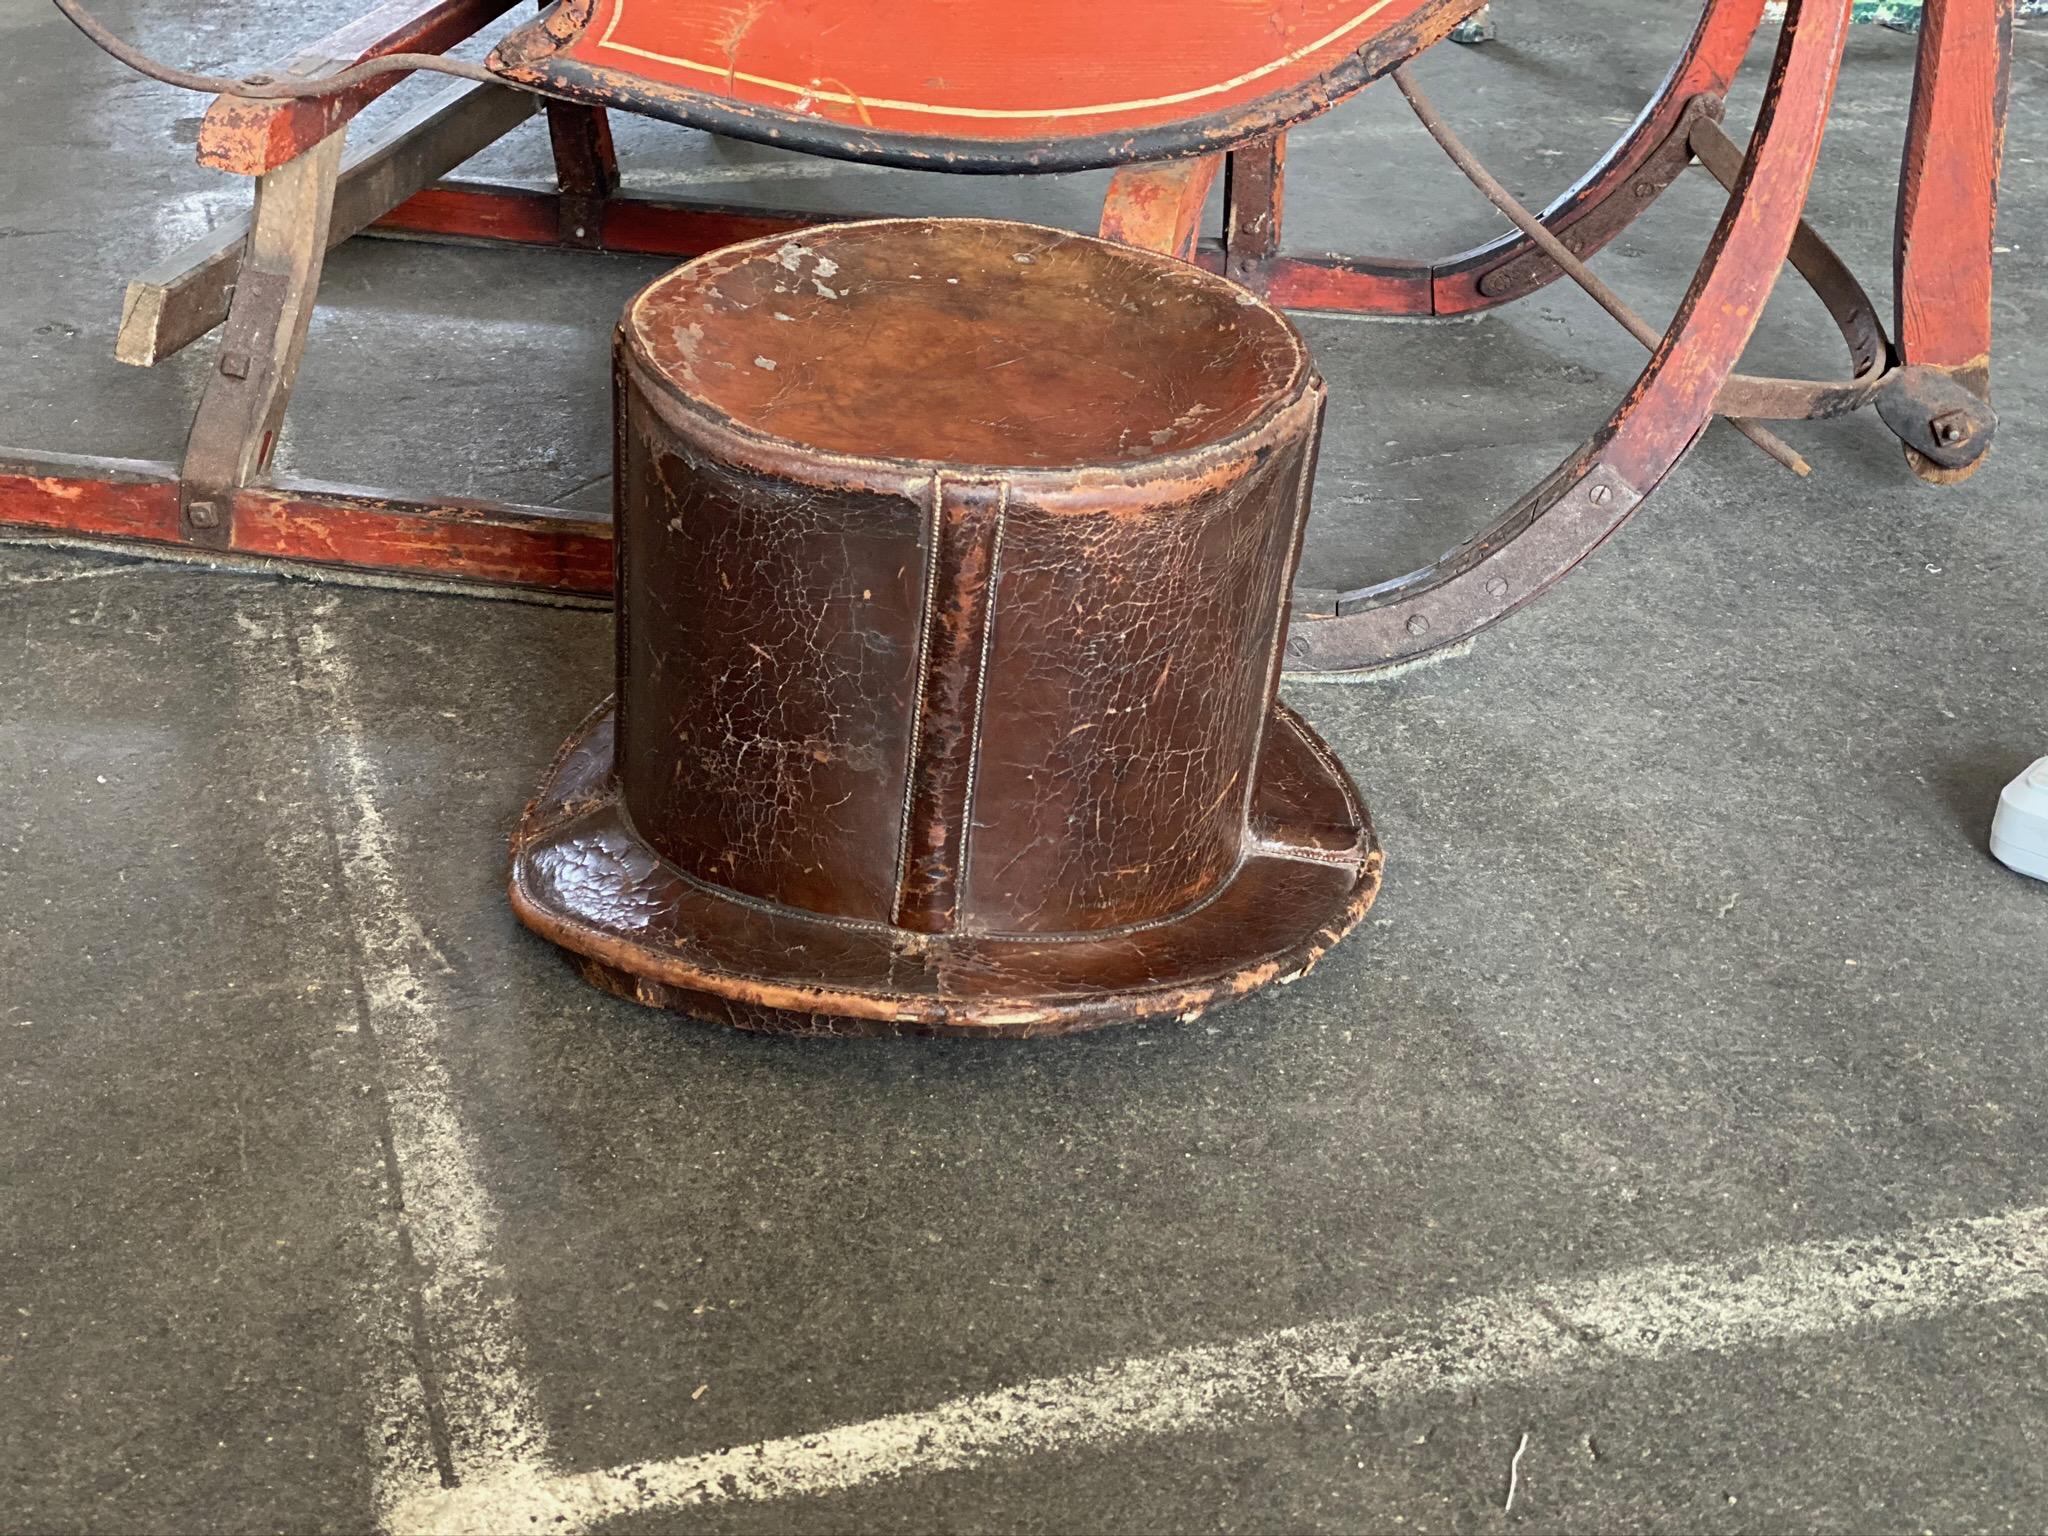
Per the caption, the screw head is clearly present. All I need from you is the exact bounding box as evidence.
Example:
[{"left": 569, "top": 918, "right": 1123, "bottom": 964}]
[
  {"left": 1485, "top": 575, "right": 1509, "bottom": 599},
  {"left": 1286, "top": 634, "right": 1309, "bottom": 660},
  {"left": 1405, "top": 613, "right": 1431, "bottom": 638},
  {"left": 187, "top": 500, "right": 220, "bottom": 530},
  {"left": 1633, "top": 180, "right": 1657, "bottom": 199},
  {"left": 1588, "top": 482, "right": 1613, "bottom": 506}
]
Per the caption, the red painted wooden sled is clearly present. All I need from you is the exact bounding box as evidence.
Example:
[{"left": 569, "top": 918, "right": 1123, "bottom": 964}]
[{"left": 2, "top": 0, "right": 2015, "bottom": 677}]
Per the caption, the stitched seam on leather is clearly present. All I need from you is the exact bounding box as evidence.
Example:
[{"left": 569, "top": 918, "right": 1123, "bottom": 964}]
[
  {"left": 542, "top": 794, "right": 1270, "bottom": 946},
  {"left": 1250, "top": 703, "right": 1375, "bottom": 865},
  {"left": 1249, "top": 837, "right": 1365, "bottom": 868},
  {"left": 511, "top": 695, "right": 621, "bottom": 848},
  {"left": 609, "top": 792, "right": 907, "bottom": 937},
  {"left": 614, "top": 404, "right": 633, "bottom": 781},
  {"left": 1275, "top": 703, "right": 1367, "bottom": 828},
  {"left": 525, "top": 764, "right": 1342, "bottom": 948},
  {"left": 892, "top": 473, "right": 945, "bottom": 919},
  {"left": 952, "top": 479, "right": 1008, "bottom": 925},
  {"left": 1239, "top": 400, "right": 1321, "bottom": 831},
  {"left": 530, "top": 810, "right": 1257, "bottom": 949}
]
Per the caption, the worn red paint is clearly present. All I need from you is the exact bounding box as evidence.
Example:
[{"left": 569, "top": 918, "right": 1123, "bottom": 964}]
[
  {"left": 1260, "top": 257, "right": 1435, "bottom": 315},
  {"left": 0, "top": 454, "right": 612, "bottom": 595},
  {"left": 1895, "top": 0, "right": 2013, "bottom": 395},
  {"left": 1098, "top": 155, "right": 1225, "bottom": 260},
  {"left": 197, "top": 0, "right": 524, "bottom": 176},
  {"left": 1281, "top": 0, "right": 1857, "bottom": 676},
  {"left": 22, "top": 0, "right": 2011, "bottom": 683},
  {"left": 1432, "top": 0, "right": 1768, "bottom": 314},
  {"left": 528, "top": 0, "right": 1461, "bottom": 142}
]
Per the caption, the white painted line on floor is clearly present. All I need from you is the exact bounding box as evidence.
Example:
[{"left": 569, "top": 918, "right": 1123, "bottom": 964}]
[
  {"left": 292, "top": 614, "right": 552, "bottom": 1524},
  {"left": 251, "top": 581, "right": 2046, "bottom": 1536},
  {"left": 389, "top": 1200, "right": 2048, "bottom": 1534},
  {"left": 227, "top": 603, "right": 447, "bottom": 1509}
]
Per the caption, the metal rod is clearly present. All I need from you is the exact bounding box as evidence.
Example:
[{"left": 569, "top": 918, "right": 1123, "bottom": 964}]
[
  {"left": 1392, "top": 63, "right": 1812, "bottom": 477},
  {"left": 49, "top": 0, "right": 498, "bottom": 99}
]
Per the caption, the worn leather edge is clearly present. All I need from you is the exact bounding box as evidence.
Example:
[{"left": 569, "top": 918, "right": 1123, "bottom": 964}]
[
  {"left": 506, "top": 698, "right": 1382, "bottom": 1038},
  {"left": 618, "top": 218, "right": 1319, "bottom": 496}
]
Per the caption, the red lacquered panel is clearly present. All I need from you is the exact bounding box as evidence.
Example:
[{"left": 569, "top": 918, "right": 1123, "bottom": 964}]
[{"left": 493, "top": 0, "right": 1476, "bottom": 168}]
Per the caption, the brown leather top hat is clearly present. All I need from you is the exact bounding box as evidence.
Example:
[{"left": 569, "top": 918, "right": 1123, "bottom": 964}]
[{"left": 510, "top": 218, "right": 1381, "bottom": 1038}]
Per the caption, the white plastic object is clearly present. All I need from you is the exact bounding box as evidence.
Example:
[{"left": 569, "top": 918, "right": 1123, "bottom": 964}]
[{"left": 1990, "top": 757, "right": 2048, "bottom": 883}]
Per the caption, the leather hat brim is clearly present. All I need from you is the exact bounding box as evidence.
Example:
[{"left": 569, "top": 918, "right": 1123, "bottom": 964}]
[{"left": 509, "top": 700, "right": 1381, "bottom": 1039}]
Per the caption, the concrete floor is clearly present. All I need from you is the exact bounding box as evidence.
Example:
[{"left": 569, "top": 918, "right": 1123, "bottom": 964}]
[{"left": 4, "top": 3, "right": 2047, "bottom": 1532}]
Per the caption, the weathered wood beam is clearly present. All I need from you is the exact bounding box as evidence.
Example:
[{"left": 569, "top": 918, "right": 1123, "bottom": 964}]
[
  {"left": 0, "top": 449, "right": 613, "bottom": 596},
  {"left": 1097, "top": 153, "right": 1225, "bottom": 262},
  {"left": 119, "top": 81, "right": 538, "bottom": 368},
  {"left": 197, "top": 0, "right": 523, "bottom": 176},
  {"left": 178, "top": 129, "right": 351, "bottom": 546}
]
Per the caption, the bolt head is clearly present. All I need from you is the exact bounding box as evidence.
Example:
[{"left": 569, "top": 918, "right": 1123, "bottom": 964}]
[
  {"left": 1930, "top": 409, "right": 1971, "bottom": 447},
  {"left": 1405, "top": 613, "right": 1431, "bottom": 638},
  {"left": 188, "top": 501, "right": 220, "bottom": 530}
]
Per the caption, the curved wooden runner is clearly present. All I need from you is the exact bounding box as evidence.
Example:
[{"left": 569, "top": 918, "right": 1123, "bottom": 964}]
[
  {"left": 5, "top": 0, "right": 2005, "bottom": 646},
  {"left": 1284, "top": 0, "right": 1855, "bottom": 676},
  {"left": 1357, "top": 0, "right": 1772, "bottom": 316}
]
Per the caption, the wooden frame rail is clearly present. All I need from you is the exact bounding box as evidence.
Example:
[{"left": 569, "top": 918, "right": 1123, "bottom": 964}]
[{"left": 1, "top": 0, "right": 2015, "bottom": 680}]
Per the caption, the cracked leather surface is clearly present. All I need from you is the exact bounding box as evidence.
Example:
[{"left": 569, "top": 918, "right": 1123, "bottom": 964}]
[
  {"left": 963, "top": 437, "right": 1313, "bottom": 933},
  {"left": 626, "top": 219, "right": 1305, "bottom": 468},
  {"left": 512, "top": 705, "right": 1380, "bottom": 1038},
  {"left": 514, "top": 217, "right": 1379, "bottom": 1035},
  {"left": 617, "top": 424, "right": 924, "bottom": 923}
]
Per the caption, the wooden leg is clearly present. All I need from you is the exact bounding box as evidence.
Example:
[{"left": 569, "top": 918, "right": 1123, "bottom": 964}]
[
  {"left": 1224, "top": 134, "right": 1287, "bottom": 284},
  {"left": 544, "top": 103, "right": 619, "bottom": 248},
  {"left": 120, "top": 82, "right": 537, "bottom": 369},
  {"left": 180, "top": 130, "right": 347, "bottom": 549},
  {"left": 1097, "top": 154, "right": 1225, "bottom": 262},
  {"left": 1888, "top": 0, "right": 2013, "bottom": 482},
  {"left": 539, "top": 0, "right": 620, "bottom": 249}
]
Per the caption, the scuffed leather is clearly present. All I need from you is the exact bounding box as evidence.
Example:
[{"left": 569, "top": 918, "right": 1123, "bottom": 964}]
[
  {"left": 512, "top": 705, "right": 1381, "bottom": 1038},
  {"left": 511, "top": 217, "right": 1382, "bottom": 1035},
  {"left": 627, "top": 219, "right": 1304, "bottom": 468}
]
